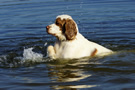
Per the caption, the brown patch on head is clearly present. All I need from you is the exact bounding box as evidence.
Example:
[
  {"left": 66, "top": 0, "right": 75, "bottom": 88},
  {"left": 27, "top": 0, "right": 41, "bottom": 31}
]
[
  {"left": 55, "top": 18, "right": 66, "bottom": 32},
  {"left": 55, "top": 17, "right": 77, "bottom": 40},
  {"left": 65, "top": 19, "right": 77, "bottom": 40}
]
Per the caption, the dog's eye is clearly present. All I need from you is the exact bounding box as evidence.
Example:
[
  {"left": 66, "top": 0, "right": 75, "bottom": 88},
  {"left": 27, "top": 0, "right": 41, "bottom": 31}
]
[{"left": 56, "top": 22, "right": 60, "bottom": 25}]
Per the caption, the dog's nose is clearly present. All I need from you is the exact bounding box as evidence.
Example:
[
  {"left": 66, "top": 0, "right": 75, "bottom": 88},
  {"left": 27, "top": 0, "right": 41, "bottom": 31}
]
[{"left": 46, "top": 25, "right": 50, "bottom": 29}]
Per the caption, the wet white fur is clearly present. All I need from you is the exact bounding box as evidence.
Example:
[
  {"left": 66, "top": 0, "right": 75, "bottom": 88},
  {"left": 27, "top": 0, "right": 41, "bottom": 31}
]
[{"left": 47, "top": 15, "right": 113, "bottom": 59}]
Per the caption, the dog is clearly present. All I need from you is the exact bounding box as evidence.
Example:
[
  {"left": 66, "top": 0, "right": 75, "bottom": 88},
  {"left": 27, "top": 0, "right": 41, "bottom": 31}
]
[{"left": 46, "top": 15, "right": 113, "bottom": 59}]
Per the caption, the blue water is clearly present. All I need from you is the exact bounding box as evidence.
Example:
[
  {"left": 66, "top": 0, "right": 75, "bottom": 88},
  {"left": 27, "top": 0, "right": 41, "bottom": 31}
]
[{"left": 0, "top": 0, "right": 135, "bottom": 89}]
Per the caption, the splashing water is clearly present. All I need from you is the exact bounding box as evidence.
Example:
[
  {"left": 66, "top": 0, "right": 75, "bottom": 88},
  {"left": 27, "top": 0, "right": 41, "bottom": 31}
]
[
  {"left": 23, "top": 48, "right": 43, "bottom": 61},
  {"left": 0, "top": 47, "right": 48, "bottom": 68}
]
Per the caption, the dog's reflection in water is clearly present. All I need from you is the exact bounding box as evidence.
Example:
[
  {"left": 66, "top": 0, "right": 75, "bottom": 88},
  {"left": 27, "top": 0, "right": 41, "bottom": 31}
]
[{"left": 47, "top": 58, "right": 98, "bottom": 90}]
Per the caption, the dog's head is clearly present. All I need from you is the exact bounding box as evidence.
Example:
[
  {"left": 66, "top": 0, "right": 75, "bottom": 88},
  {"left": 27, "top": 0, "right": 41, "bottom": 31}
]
[{"left": 46, "top": 15, "right": 78, "bottom": 41}]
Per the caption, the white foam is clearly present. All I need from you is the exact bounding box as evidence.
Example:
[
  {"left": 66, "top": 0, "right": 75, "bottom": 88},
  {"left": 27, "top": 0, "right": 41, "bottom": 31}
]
[{"left": 23, "top": 48, "right": 43, "bottom": 62}]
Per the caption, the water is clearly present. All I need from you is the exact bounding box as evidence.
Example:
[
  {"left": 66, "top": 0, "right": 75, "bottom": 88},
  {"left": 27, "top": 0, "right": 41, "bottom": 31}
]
[{"left": 0, "top": 0, "right": 135, "bottom": 89}]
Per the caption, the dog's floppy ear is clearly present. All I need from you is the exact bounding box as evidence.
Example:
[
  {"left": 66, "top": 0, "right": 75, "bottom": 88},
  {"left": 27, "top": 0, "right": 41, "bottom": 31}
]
[{"left": 65, "top": 19, "right": 77, "bottom": 40}]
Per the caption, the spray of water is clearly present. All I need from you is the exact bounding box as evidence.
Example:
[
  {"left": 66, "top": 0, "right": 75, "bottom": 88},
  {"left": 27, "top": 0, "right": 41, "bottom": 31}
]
[
  {"left": 23, "top": 47, "right": 43, "bottom": 61},
  {"left": 0, "top": 42, "right": 53, "bottom": 67}
]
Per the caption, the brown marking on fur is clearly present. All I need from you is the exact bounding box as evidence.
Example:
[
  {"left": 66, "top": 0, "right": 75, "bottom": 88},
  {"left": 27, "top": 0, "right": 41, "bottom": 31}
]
[
  {"left": 65, "top": 19, "right": 77, "bottom": 40},
  {"left": 91, "top": 48, "right": 98, "bottom": 57},
  {"left": 55, "top": 18, "right": 66, "bottom": 32},
  {"left": 55, "top": 18, "right": 77, "bottom": 40},
  {"left": 55, "top": 18, "right": 66, "bottom": 26}
]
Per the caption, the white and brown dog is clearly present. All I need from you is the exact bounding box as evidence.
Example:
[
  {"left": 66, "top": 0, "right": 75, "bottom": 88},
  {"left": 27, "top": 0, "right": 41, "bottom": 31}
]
[{"left": 46, "top": 15, "right": 113, "bottom": 59}]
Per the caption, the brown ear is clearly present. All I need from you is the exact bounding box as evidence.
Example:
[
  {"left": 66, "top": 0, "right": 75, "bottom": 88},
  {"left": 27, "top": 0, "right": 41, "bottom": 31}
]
[{"left": 65, "top": 19, "right": 77, "bottom": 40}]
